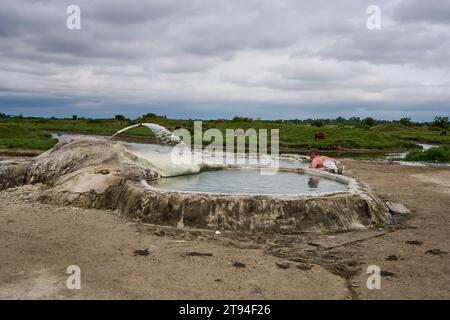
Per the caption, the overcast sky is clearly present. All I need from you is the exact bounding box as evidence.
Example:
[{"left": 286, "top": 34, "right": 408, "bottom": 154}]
[{"left": 0, "top": 0, "right": 449, "bottom": 120}]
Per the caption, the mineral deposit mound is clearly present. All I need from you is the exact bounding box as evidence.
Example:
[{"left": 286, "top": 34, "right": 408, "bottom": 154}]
[{"left": 0, "top": 137, "right": 390, "bottom": 233}]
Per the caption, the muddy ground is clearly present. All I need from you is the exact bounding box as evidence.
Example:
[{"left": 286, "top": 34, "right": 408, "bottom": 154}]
[{"left": 0, "top": 160, "right": 449, "bottom": 299}]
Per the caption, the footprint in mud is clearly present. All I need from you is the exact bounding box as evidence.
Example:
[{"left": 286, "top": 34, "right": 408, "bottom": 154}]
[
  {"left": 329, "top": 263, "right": 358, "bottom": 279},
  {"left": 249, "top": 285, "right": 264, "bottom": 297},
  {"left": 381, "top": 270, "right": 396, "bottom": 277},
  {"left": 405, "top": 240, "right": 423, "bottom": 246},
  {"left": 232, "top": 262, "right": 246, "bottom": 268},
  {"left": 181, "top": 252, "right": 213, "bottom": 257},
  {"left": 133, "top": 248, "right": 150, "bottom": 256},
  {"left": 296, "top": 263, "right": 313, "bottom": 271},
  {"left": 425, "top": 249, "right": 448, "bottom": 256},
  {"left": 153, "top": 230, "right": 166, "bottom": 237},
  {"left": 386, "top": 255, "right": 399, "bottom": 261}
]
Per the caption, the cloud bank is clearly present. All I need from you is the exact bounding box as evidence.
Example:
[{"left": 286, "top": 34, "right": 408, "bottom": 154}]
[{"left": 0, "top": 0, "right": 449, "bottom": 120}]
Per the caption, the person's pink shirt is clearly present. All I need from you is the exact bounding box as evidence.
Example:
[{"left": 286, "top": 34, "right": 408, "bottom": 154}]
[{"left": 310, "top": 156, "right": 336, "bottom": 169}]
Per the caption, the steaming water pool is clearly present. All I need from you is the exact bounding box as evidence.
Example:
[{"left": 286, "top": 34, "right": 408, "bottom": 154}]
[{"left": 148, "top": 169, "right": 347, "bottom": 195}]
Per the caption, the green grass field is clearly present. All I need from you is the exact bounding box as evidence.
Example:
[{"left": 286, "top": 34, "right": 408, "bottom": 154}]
[
  {"left": 0, "top": 118, "right": 448, "bottom": 153},
  {"left": 0, "top": 123, "right": 57, "bottom": 150},
  {"left": 372, "top": 123, "right": 450, "bottom": 144}
]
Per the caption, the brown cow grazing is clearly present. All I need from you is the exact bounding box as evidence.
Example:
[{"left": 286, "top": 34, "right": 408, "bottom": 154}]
[
  {"left": 440, "top": 131, "right": 447, "bottom": 136},
  {"left": 315, "top": 132, "right": 325, "bottom": 141}
]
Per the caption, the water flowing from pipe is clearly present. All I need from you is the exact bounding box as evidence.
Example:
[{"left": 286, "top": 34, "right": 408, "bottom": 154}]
[
  {"left": 108, "top": 123, "right": 202, "bottom": 177},
  {"left": 108, "top": 123, "right": 186, "bottom": 147}
]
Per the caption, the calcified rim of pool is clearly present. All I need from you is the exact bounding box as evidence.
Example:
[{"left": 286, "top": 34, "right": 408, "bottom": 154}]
[{"left": 132, "top": 155, "right": 387, "bottom": 233}]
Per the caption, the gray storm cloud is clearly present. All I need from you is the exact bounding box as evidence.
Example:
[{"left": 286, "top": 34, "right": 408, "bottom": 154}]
[{"left": 0, "top": 0, "right": 449, "bottom": 120}]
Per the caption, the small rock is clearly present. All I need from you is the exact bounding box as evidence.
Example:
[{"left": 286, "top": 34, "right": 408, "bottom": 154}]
[
  {"left": 215, "top": 231, "right": 221, "bottom": 235},
  {"left": 276, "top": 262, "right": 290, "bottom": 270},
  {"left": 387, "top": 202, "right": 411, "bottom": 215}
]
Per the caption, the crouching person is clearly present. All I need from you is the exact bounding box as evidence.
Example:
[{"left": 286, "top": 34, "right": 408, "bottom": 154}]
[{"left": 309, "top": 149, "right": 343, "bottom": 174}]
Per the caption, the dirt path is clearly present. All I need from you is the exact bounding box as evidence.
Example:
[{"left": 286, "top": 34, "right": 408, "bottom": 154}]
[{"left": 0, "top": 161, "right": 449, "bottom": 299}]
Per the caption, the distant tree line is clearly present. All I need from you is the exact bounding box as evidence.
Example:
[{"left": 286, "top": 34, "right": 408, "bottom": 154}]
[
  {"left": 0, "top": 111, "right": 448, "bottom": 129},
  {"left": 285, "top": 116, "right": 448, "bottom": 129}
]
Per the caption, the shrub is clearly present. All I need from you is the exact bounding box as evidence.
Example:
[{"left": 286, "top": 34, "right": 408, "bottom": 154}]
[
  {"left": 405, "top": 146, "right": 450, "bottom": 163},
  {"left": 432, "top": 116, "right": 449, "bottom": 129},
  {"left": 311, "top": 120, "right": 324, "bottom": 127},
  {"left": 114, "top": 114, "right": 127, "bottom": 121},
  {"left": 362, "top": 117, "right": 376, "bottom": 127},
  {"left": 399, "top": 117, "right": 412, "bottom": 127},
  {"left": 232, "top": 116, "right": 253, "bottom": 122}
]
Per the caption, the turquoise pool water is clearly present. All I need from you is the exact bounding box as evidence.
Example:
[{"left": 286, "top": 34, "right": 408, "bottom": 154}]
[{"left": 149, "top": 169, "right": 347, "bottom": 195}]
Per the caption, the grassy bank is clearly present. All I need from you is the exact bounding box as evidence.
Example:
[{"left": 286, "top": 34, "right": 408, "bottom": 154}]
[
  {"left": 0, "top": 123, "right": 57, "bottom": 150},
  {"left": 405, "top": 145, "right": 450, "bottom": 163},
  {"left": 0, "top": 117, "right": 448, "bottom": 152},
  {"left": 371, "top": 123, "right": 450, "bottom": 144}
]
